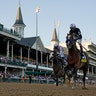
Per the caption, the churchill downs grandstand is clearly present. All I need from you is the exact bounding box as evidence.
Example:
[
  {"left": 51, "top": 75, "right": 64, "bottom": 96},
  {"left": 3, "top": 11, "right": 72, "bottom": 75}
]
[{"left": 0, "top": 3, "right": 96, "bottom": 83}]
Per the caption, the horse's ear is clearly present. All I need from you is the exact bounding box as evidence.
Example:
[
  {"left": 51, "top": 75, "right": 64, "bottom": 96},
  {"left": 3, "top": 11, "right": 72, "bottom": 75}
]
[{"left": 66, "top": 33, "right": 68, "bottom": 38}]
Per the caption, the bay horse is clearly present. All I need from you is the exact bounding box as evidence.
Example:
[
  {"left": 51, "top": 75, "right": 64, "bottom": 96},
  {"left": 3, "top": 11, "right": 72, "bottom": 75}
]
[
  {"left": 49, "top": 50, "right": 65, "bottom": 86},
  {"left": 65, "top": 33, "right": 89, "bottom": 89}
]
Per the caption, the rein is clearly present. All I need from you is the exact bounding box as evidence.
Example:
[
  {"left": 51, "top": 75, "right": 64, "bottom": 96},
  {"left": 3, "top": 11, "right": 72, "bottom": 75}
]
[{"left": 76, "top": 42, "right": 88, "bottom": 51}]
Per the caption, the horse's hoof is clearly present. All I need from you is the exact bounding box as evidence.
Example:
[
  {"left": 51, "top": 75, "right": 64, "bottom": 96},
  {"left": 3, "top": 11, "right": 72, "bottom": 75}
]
[
  {"left": 56, "top": 84, "right": 58, "bottom": 86},
  {"left": 72, "top": 86, "right": 74, "bottom": 89},
  {"left": 82, "top": 87, "right": 88, "bottom": 90}
]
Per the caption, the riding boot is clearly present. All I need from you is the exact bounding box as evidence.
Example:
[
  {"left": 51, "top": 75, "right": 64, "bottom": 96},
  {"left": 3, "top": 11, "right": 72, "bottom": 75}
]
[{"left": 80, "top": 45, "right": 87, "bottom": 62}]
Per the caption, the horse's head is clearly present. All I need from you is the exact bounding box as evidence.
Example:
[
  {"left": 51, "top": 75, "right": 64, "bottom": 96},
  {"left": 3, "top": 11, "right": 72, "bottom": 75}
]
[
  {"left": 49, "top": 51, "right": 59, "bottom": 61},
  {"left": 66, "top": 33, "right": 76, "bottom": 49},
  {"left": 49, "top": 51, "right": 61, "bottom": 65},
  {"left": 49, "top": 51, "right": 54, "bottom": 61}
]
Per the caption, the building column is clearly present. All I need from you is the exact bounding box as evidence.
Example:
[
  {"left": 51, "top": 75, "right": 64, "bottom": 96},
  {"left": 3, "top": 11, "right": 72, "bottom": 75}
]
[
  {"left": 22, "top": 69, "right": 25, "bottom": 77},
  {"left": 11, "top": 43, "right": 13, "bottom": 61},
  {"left": 33, "top": 69, "right": 35, "bottom": 76},
  {"left": 28, "top": 48, "right": 30, "bottom": 64},
  {"left": 6, "top": 40, "right": 10, "bottom": 59},
  {"left": 46, "top": 54, "right": 49, "bottom": 67},
  {"left": 4, "top": 66, "right": 7, "bottom": 78},
  {"left": 41, "top": 51, "right": 43, "bottom": 65},
  {"left": 92, "top": 66, "right": 93, "bottom": 75},
  {"left": 20, "top": 47, "right": 22, "bottom": 62},
  {"left": 95, "top": 67, "right": 96, "bottom": 74}
]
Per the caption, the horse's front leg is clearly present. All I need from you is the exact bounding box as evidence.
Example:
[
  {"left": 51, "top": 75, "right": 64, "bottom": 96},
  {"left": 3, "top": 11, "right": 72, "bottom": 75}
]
[
  {"left": 71, "top": 68, "right": 77, "bottom": 89},
  {"left": 55, "top": 71, "right": 63, "bottom": 86},
  {"left": 82, "top": 69, "right": 87, "bottom": 89},
  {"left": 70, "top": 76, "right": 75, "bottom": 89},
  {"left": 55, "top": 77, "right": 58, "bottom": 86},
  {"left": 52, "top": 74, "right": 58, "bottom": 86}
]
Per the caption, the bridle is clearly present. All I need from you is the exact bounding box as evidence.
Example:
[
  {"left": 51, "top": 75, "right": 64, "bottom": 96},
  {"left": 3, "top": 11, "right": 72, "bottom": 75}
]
[{"left": 66, "top": 34, "right": 76, "bottom": 49}]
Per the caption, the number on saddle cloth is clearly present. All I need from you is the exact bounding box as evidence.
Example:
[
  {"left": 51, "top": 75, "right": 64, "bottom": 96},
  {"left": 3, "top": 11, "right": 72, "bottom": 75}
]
[{"left": 80, "top": 52, "right": 87, "bottom": 63}]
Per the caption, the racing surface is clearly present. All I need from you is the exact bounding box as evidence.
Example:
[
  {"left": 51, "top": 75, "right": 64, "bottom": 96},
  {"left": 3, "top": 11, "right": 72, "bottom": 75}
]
[{"left": 0, "top": 83, "right": 96, "bottom": 96}]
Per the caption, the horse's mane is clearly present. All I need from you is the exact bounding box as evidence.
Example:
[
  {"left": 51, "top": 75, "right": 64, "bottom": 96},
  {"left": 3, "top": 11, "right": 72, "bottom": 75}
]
[{"left": 66, "top": 34, "right": 79, "bottom": 55}]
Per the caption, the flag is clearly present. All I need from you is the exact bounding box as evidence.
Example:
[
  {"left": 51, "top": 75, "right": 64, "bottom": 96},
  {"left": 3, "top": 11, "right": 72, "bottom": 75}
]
[
  {"left": 58, "top": 20, "right": 61, "bottom": 27},
  {"left": 36, "top": 6, "right": 40, "bottom": 13}
]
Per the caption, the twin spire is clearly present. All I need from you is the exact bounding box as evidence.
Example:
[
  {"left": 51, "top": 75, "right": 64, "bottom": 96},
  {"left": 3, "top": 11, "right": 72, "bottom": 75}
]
[
  {"left": 13, "top": 1, "right": 26, "bottom": 38},
  {"left": 13, "top": 1, "right": 25, "bottom": 26},
  {"left": 51, "top": 26, "right": 59, "bottom": 42},
  {"left": 13, "top": 1, "right": 59, "bottom": 41}
]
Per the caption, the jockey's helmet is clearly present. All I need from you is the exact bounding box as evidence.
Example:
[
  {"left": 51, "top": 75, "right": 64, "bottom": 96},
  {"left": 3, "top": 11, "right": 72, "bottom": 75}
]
[
  {"left": 70, "top": 24, "right": 76, "bottom": 29},
  {"left": 54, "top": 43, "right": 59, "bottom": 49},
  {"left": 54, "top": 43, "right": 59, "bottom": 47}
]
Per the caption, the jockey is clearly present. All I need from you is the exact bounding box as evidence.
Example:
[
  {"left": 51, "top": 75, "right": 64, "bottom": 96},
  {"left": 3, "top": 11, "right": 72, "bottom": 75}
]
[
  {"left": 53, "top": 43, "right": 60, "bottom": 55},
  {"left": 53, "top": 43, "right": 67, "bottom": 66},
  {"left": 69, "top": 24, "right": 84, "bottom": 58}
]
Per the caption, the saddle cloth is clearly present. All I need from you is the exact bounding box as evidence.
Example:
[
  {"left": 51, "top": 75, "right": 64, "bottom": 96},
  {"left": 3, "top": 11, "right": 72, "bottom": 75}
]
[
  {"left": 77, "top": 53, "right": 87, "bottom": 68},
  {"left": 81, "top": 53, "right": 87, "bottom": 63}
]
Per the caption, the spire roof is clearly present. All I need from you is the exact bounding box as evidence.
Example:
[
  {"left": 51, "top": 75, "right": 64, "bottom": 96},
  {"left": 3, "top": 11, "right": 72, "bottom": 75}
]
[
  {"left": 51, "top": 27, "right": 59, "bottom": 42},
  {"left": 13, "top": 3, "right": 25, "bottom": 26}
]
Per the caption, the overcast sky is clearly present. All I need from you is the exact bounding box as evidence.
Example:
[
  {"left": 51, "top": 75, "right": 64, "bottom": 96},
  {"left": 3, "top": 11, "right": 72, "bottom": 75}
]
[{"left": 0, "top": 0, "right": 96, "bottom": 46}]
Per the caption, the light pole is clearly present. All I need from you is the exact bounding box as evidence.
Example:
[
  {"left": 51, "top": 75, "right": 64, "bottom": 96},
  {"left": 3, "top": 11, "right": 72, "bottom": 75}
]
[{"left": 35, "top": 6, "right": 40, "bottom": 70}]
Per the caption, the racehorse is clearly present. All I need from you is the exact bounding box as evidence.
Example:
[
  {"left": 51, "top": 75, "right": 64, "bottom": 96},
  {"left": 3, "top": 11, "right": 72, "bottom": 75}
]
[
  {"left": 49, "top": 50, "right": 65, "bottom": 86},
  {"left": 65, "top": 33, "right": 89, "bottom": 89}
]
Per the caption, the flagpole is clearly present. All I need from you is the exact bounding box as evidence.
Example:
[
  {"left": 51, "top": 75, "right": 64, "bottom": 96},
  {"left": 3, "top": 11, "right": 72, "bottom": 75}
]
[
  {"left": 58, "top": 20, "right": 61, "bottom": 44},
  {"left": 36, "top": 12, "right": 38, "bottom": 70},
  {"left": 35, "top": 6, "right": 40, "bottom": 71}
]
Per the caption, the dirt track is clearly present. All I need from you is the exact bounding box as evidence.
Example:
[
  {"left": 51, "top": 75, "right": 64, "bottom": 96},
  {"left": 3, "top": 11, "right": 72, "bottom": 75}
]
[{"left": 0, "top": 83, "right": 96, "bottom": 96}]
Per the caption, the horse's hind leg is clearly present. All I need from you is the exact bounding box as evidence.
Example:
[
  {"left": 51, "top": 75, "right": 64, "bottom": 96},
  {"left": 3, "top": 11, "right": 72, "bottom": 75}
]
[
  {"left": 71, "top": 68, "right": 77, "bottom": 88},
  {"left": 56, "top": 77, "right": 58, "bottom": 86},
  {"left": 63, "top": 74, "right": 65, "bottom": 84},
  {"left": 82, "top": 66, "right": 88, "bottom": 89},
  {"left": 74, "top": 70, "right": 77, "bottom": 87},
  {"left": 82, "top": 70, "right": 86, "bottom": 89},
  {"left": 70, "top": 76, "right": 74, "bottom": 89}
]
